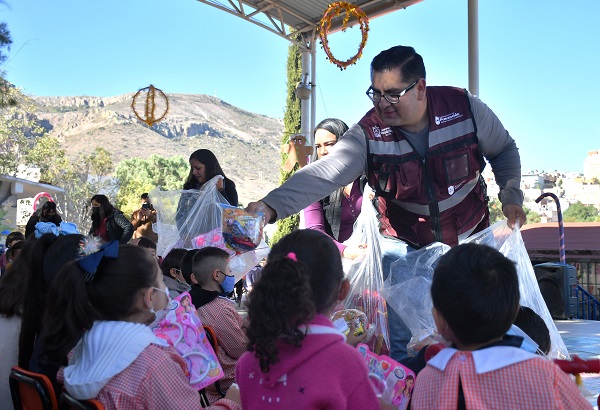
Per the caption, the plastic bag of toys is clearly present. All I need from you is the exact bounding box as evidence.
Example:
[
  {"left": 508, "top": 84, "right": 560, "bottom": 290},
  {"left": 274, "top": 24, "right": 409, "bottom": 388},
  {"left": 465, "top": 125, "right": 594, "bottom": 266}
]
[{"left": 331, "top": 190, "right": 389, "bottom": 354}]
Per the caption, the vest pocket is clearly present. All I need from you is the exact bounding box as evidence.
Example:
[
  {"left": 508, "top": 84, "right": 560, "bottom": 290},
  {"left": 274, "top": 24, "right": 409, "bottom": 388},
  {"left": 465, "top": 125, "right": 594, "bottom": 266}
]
[
  {"left": 443, "top": 152, "right": 470, "bottom": 185},
  {"left": 375, "top": 162, "right": 396, "bottom": 193}
]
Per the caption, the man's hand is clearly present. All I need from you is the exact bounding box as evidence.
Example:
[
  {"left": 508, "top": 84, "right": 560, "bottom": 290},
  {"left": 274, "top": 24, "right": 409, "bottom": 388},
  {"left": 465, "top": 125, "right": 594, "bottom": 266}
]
[
  {"left": 503, "top": 204, "right": 526, "bottom": 228},
  {"left": 246, "top": 200, "right": 276, "bottom": 224}
]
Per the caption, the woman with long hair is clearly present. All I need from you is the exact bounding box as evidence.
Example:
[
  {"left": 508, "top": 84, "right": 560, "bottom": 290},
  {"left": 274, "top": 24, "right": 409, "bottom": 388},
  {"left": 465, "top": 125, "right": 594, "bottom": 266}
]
[
  {"left": 183, "top": 149, "right": 237, "bottom": 206},
  {"left": 176, "top": 149, "right": 238, "bottom": 246},
  {"left": 89, "top": 194, "right": 134, "bottom": 243},
  {"left": 303, "top": 118, "right": 366, "bottom": 259},
  {"left": 25, "top": 201, "right": 63, "bottom": 238}
]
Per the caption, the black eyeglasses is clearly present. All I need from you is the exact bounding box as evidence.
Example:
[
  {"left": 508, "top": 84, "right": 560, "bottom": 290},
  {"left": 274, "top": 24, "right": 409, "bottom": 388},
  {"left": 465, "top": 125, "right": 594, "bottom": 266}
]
[{"left": 366, "top": 80, "right": 419, "bottom": 104}]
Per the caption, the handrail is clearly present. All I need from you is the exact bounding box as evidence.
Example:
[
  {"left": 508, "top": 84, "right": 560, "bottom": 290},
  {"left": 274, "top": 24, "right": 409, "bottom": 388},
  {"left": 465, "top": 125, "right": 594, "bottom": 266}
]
[{"left": 575, "top": 285, "right": 600, "bottom": 320}]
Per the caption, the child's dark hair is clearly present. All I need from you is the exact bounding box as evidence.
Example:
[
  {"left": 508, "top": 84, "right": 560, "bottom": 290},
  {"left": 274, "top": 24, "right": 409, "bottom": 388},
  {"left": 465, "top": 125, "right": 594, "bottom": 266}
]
[
  {"left": 39, "top": 244, "right": 158, "bottom": 367},
  {"left": 161, "top": 248, "right": 187, "bottom": 279},
  {"left": 18, "top": 233, "right": 60, "bottom": 367},
  {"left": 7, "top": 240, "right": 24, "bottom": 259},
  {"left": 5, "top": 231, "right": 25, "bottom": 247},
  {"left": 181, "top": 249, "right": 200, "bottom": 284},
  {"left": 514, "top": 306, "right": 551, "bottom": 355},
  {"left": 431, "top": 243, "right": 519, "bottom": 346},
  {"left": 246, "top": 229, "right": 344, "bottom": 373},
  {"left": 137, "top": 236, "right": 157, "bottom": 250},
  {"left": 192, "top": 246, "right": 230, "bottom": 285},
  {"left": 0, "top": 236, "right": 38, "bottom": 317}
]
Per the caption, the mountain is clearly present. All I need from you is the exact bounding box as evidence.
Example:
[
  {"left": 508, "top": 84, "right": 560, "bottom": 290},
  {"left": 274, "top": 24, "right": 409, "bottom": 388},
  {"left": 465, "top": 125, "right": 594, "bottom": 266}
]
[{"left": 32, "top": 93, "right": 285, "bottom": 205}]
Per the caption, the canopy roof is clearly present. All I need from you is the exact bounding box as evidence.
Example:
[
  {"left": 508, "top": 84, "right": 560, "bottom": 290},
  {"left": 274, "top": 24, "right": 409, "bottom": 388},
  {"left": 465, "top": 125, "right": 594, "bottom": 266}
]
[{"left": 196, "top": 0, "right": 423, "bottom": 47}]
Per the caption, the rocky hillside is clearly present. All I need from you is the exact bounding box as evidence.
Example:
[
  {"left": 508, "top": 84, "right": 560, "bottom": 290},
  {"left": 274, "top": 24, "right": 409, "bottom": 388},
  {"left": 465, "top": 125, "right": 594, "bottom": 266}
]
[{"left": 32, "top": 93, "right": 285, "bottom": 205}]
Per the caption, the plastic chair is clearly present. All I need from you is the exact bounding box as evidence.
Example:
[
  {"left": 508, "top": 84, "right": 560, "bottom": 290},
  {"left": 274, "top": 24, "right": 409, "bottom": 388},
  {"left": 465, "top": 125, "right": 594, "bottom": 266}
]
[
  {"left": 199, "top": 325, "right": 226, "bottom": 407},
  {"left": 9, "top": 366, "right": 59, "bottom": 410},
  {"left": 58, "top": 391, "right": 104, "bottom": 410}
]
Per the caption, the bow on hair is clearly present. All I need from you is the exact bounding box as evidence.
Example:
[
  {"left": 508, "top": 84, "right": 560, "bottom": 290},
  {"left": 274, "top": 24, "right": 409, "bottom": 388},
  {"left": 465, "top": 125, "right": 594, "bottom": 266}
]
[
  {"left": 77, "top": 240, "right": 119, "bottom": 282},
  {"left": 34, "top": 221, "right": 80, "bottom": 239}
]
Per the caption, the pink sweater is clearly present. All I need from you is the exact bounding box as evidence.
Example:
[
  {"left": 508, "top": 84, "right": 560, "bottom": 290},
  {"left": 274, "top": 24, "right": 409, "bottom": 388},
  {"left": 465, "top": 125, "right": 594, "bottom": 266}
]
[{"left": 235, "top": 315, "right": 378, "bottom": 410}]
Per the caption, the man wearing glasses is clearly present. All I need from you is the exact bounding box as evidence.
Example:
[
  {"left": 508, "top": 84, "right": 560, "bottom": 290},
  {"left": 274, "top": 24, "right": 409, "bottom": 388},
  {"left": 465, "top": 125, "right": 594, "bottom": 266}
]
[{"left": 247, "top": 45, "right": 525, "bottom": 360}]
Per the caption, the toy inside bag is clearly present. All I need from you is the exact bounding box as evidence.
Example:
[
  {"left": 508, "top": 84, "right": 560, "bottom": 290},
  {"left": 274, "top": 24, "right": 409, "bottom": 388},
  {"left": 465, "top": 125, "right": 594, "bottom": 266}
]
[
  {"left": 331, "top": 309, "right": 368, "bottom": 337},
  {"left": 339, "top": 189, "right": 390, "bottom": 355},
  {"left": 152, "top": 292, "right": 224, "bottom": 390},
  {"left": 356, "top": 343, "right": 416, "bottom": 410},
  {"left": 220, "top": 204, "right": 264, "bottom": 252},
  {"left": 191, "top": 227, "right": 235, "bottom": 257}
]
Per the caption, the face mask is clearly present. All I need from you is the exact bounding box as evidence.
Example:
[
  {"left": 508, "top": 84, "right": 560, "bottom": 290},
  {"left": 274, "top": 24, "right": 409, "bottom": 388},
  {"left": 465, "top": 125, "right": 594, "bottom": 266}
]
[
  {"left": 506, "top": 324, "right": 540, "bottom": 354},
  {"left": 150, "top": 286, "right": 172, "bottom": 324},
  {"left": 92, "top": 207, "right": 100, "bottom": 214},
  {"left": 220, "top": 274, "right": 236, "bottom": 294}
]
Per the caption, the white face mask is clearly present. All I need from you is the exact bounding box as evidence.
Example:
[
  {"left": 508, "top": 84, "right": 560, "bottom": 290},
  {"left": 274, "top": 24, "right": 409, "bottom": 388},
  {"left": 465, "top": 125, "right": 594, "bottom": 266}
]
[{"left": 149, "top": 286, "right": 172, "bottom": 324}]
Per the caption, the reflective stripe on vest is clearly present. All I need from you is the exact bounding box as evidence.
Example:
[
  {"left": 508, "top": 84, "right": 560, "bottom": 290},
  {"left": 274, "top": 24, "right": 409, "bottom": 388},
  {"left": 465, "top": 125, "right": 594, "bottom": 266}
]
[{"left": 368, "top": 118, "right": 476, "bottom": 156}]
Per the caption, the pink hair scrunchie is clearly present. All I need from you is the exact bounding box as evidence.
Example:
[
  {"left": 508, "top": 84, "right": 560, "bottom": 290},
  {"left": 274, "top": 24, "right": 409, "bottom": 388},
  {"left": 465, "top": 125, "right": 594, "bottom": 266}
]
[{"left": 286, "top": 252, "right": 297, "bottom": 262}]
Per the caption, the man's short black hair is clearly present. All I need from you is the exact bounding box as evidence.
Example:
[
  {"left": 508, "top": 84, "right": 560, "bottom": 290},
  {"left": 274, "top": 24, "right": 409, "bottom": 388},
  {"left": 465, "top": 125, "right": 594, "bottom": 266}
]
[
  {"left": 370, "top": 45, "right": 426, "bottom": 83},
  {"left": 431, "top": 243, "right": 520, "bottom": 346},
  {"left": 141, "top": 193, "right": 149, "bottom": 200}
]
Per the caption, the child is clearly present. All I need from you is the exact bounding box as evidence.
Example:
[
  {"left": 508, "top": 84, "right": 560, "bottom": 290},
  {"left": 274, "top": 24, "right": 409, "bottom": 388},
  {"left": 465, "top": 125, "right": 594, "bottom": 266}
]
[
  {"left": 160, "top": 247, "right": 190, "bottom": 299},
  {"left": 513, "top": 305, "right": 551, "bottom": 356},
  {"left": 39, "top": 241, "right": 240, "bottom": 410},
  {"left": 0, "top": 231, "right": 25, "bottom": 273},
  {"left": 411, "top": 243, "right": 592, "bottom": 409},
  {"left": 236, "top": 229, "right": 380, "bottom": 409},
  {"left": 192, "top": 247, "right": 247, "bottom": 404},
  {"left": 136, "top": 236, "right": 158, "bottom": 259}
]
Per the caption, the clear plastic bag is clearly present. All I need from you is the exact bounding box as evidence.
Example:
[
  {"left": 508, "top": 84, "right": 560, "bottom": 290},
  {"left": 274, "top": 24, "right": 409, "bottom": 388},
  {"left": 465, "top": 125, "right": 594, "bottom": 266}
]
[
  {"left": 151, "top": 176, "right": 227, "bottom": 256},
  {"left": 379, "top": 242, "right": 449, "bottom": 356},
  {"left": 333, "top": 192, "right": 390, "bottom": 354},
  {"left": 380, "top": 220, "right": 568, "bottom": 359}
]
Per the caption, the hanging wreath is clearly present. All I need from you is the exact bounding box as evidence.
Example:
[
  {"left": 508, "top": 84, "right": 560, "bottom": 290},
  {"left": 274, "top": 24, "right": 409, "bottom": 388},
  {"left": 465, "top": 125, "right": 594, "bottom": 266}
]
[
  {"left": 131, "top": 84, "right": 169, "bottom": 127},
  {"left": 319, "top": 2, "right": 369, "bottom": 70}
]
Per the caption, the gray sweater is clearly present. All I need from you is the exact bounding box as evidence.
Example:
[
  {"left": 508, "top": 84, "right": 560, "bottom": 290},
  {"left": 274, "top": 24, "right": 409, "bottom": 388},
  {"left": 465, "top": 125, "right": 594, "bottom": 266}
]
[{"left": 262, "top": 92, "right": 523, "bottom": 222}]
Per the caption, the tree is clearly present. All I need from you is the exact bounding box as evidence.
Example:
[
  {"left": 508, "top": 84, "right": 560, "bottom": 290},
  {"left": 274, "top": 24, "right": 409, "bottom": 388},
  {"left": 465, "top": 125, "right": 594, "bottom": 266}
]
[
  {"left": 270, "top": 34, "right": 303, "bottom": 245},
  {"left": 115, "top": 154, "right": 188, "bottom": 216},
  {"left": 563, "top": 202, "right": 600, "bottom": 222},
  {"left": 0, "top": 22, "right": 16, "bottom": 108},
  {"left": 46, "top": 148, "right": 116, "bottom": 232},
  {"left": 0, "top": 87, "right": 47, "bottom": 175}
]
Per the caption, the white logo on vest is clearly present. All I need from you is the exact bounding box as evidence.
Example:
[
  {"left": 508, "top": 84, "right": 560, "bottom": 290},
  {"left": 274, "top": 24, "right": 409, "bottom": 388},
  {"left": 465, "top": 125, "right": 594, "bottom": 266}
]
[
  {"left": 435, "top": 112, "right": 463, "bottom": 125},
  {"left": 448, "top": 185, "right": 455, "bottom": 195},
  {"left": 372, "top": 126, "right": 382, "bottom": 138}
]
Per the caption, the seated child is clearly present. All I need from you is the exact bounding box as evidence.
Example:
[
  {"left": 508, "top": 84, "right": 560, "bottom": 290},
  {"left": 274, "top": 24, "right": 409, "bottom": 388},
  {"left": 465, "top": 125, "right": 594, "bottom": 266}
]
[
  {"left": 513, "top": 305, "right": 551, "bottom": 356},
  {"left": 236, "top": 229, "right": 381, "bottom": 410},
  {"left": 39, "top": 241, "right": 240, "bottom": 410},
  {"left": 136, "top": 236, "right": 157, "bottom": 259},
  {"left": 160, "top": 248, "right": 190, "bottom": 299},
  {"left": 411, "top": 243, "right": 592, "bottom": 409},
  {"left": 191, "top": 247, "right": 247, "bottom": 404}
]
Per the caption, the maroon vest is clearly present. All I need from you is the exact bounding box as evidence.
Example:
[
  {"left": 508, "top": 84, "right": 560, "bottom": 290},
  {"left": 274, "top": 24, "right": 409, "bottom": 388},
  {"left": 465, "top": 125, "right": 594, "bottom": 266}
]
[{"left": 359, "top": 86, "right": 489, "bottom": 248}]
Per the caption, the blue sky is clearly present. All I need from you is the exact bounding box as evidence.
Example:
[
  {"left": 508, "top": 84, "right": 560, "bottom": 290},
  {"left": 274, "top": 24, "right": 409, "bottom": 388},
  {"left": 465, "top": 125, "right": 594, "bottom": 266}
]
[{"left": 3, "top": 0, "right": 599, "bottom": 173}]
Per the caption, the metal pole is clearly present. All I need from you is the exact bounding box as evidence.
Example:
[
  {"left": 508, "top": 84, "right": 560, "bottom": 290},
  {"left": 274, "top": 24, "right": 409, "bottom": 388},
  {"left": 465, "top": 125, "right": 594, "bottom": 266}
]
[
  {"left": 468, "top": 0, "right": 479, "bottom": 96},
  {"left": 309, "top": 38, "right": 317, "bottom": 147},
  {"left": 535, "top": 192, "right": 566, "bottom": 264},
  {"left": 300, "top": 47, "right": 310, "bottom": 140}
]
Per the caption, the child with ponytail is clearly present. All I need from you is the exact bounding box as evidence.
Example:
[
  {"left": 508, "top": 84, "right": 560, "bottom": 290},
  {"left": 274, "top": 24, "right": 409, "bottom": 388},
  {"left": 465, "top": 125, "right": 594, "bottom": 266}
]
[
  {"left": 39, "top": 241, "right": 239, "bottom": 409},
  {"left": 236, "top": 229, "right": 381, "bottom": 409}
]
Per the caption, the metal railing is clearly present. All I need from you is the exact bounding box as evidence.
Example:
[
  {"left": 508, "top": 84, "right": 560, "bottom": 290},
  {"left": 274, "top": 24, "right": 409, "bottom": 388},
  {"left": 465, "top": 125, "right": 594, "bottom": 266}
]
[{"left": 575, "top": 285, "right": 600, "bottom": 320}]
